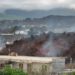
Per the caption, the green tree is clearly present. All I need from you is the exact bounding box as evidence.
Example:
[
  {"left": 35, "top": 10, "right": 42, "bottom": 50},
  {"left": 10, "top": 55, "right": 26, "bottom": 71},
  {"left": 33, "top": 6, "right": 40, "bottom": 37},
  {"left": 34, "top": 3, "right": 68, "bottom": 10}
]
[{"left": 0, "top": 66, "right": 28, "bottom": 75}]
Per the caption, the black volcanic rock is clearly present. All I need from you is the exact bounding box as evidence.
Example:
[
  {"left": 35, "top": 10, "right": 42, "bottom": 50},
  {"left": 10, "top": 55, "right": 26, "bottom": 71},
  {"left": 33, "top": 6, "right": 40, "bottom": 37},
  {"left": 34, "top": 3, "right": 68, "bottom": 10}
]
[{"left": 0, "top": 33, "right": 49, "bottom": 56}]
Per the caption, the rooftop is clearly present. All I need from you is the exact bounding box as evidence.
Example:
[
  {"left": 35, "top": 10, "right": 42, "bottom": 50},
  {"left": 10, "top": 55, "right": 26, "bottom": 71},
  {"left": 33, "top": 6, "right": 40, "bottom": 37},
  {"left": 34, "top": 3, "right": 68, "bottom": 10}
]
[{"left": 0, "top": 56, "right": 65, "bottom": 64}]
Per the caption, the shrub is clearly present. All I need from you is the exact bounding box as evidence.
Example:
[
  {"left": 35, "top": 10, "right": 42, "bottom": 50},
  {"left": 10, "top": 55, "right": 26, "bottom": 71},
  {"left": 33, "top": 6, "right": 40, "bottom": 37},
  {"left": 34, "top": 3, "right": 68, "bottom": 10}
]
[
  {"left": 0, "top": 66, "right": 28, "bottom": 75},
  {"left": 63, "top": 72, "right": 75, "bottom": 75},
  {"left": 71, "top": 72, "right": 75, "bottom": 75}
]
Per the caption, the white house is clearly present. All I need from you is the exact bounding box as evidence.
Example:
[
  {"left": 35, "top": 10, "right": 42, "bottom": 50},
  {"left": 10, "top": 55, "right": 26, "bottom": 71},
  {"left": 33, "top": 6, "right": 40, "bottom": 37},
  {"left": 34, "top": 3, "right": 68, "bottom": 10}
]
[{"left": 0, "top": 56, "right": 65, "bottom": 75}]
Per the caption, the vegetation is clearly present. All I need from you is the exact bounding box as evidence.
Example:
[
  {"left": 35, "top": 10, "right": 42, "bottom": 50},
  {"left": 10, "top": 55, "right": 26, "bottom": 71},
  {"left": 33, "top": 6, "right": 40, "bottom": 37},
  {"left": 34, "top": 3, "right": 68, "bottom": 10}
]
[
  {"left": 0, "top": 66, "right": 28, "bottom": 75},
  {"left": 71, "top": 72, "right": 75, "bottom": 75}
]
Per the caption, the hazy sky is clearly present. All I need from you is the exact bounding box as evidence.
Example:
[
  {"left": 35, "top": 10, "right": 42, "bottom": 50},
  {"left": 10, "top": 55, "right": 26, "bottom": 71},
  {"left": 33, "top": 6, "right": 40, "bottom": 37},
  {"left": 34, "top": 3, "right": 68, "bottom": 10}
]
[{"left": 0, "top": 0, "right": 75, "bottom": 10}]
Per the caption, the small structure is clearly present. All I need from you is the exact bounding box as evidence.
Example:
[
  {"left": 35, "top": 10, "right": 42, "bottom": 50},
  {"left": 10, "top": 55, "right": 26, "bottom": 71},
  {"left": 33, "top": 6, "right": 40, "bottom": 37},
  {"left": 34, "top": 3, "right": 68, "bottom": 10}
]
[
  {"left": 0, "top": 56, "right": 65, "bottom": 75},
  {"left": 8, "top": 52, "right": 18, "bottom": 56}
]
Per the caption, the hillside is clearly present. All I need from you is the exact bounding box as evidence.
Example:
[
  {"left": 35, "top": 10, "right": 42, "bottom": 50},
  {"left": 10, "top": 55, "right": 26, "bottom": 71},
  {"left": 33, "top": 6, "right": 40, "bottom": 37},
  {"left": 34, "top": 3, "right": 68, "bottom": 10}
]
[{"left": 0, "top": 15, "right": 75, "bottom": 33}]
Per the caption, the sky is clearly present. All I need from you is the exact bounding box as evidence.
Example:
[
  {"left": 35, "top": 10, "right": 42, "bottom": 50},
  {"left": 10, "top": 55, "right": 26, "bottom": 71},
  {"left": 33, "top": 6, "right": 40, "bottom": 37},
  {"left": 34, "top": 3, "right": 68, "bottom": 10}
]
[{"left": 0, "top": 0, "right": 75, "bottom": 11}]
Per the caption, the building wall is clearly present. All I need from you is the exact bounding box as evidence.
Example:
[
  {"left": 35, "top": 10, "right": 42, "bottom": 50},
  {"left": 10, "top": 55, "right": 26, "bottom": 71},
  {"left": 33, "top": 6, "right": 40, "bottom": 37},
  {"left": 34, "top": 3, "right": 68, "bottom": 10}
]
[{"left": 0, "top": 56, "right": 65, "bottom": 75}]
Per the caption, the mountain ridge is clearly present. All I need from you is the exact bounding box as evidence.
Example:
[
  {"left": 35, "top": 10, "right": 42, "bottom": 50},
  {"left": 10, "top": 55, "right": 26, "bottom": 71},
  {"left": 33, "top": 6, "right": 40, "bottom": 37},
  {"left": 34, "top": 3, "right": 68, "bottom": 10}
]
[{"left": 0, "top": 8, "right": 75, "bottom": 20}]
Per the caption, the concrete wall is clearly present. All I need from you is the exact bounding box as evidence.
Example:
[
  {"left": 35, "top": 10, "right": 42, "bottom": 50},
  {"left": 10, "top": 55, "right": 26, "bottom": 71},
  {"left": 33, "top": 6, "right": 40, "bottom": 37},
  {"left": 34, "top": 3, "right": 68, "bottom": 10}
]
[
  {"left": 52, "top": 58, "right": 65, "bottom": 72},
  {"left": 0, "top": 56, "right": 65, "bottom": 75}
]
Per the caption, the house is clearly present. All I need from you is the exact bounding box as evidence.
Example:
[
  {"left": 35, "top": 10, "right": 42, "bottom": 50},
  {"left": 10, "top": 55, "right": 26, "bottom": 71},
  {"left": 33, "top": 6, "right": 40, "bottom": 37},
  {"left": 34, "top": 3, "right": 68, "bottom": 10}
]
[{"left": 0, "top": 56, "right": 65, "bottom": 75}]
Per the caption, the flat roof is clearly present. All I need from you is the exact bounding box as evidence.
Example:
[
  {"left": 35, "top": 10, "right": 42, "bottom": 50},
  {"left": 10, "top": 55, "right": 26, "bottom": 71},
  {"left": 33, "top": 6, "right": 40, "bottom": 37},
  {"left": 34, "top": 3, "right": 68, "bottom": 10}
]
[{"left": 0, "top": 56, "right": 65, "bottom": 64}]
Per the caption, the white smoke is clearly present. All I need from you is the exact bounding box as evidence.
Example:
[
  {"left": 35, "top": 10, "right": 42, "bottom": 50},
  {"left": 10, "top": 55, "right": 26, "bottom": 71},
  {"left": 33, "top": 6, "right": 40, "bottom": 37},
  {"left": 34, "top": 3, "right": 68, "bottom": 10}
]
[
  {"left": 40, "top": 33, "right": 70, "bottom": 57},
  {"left": 40, "top": 33, "right": 61, "bottom": 57}
]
